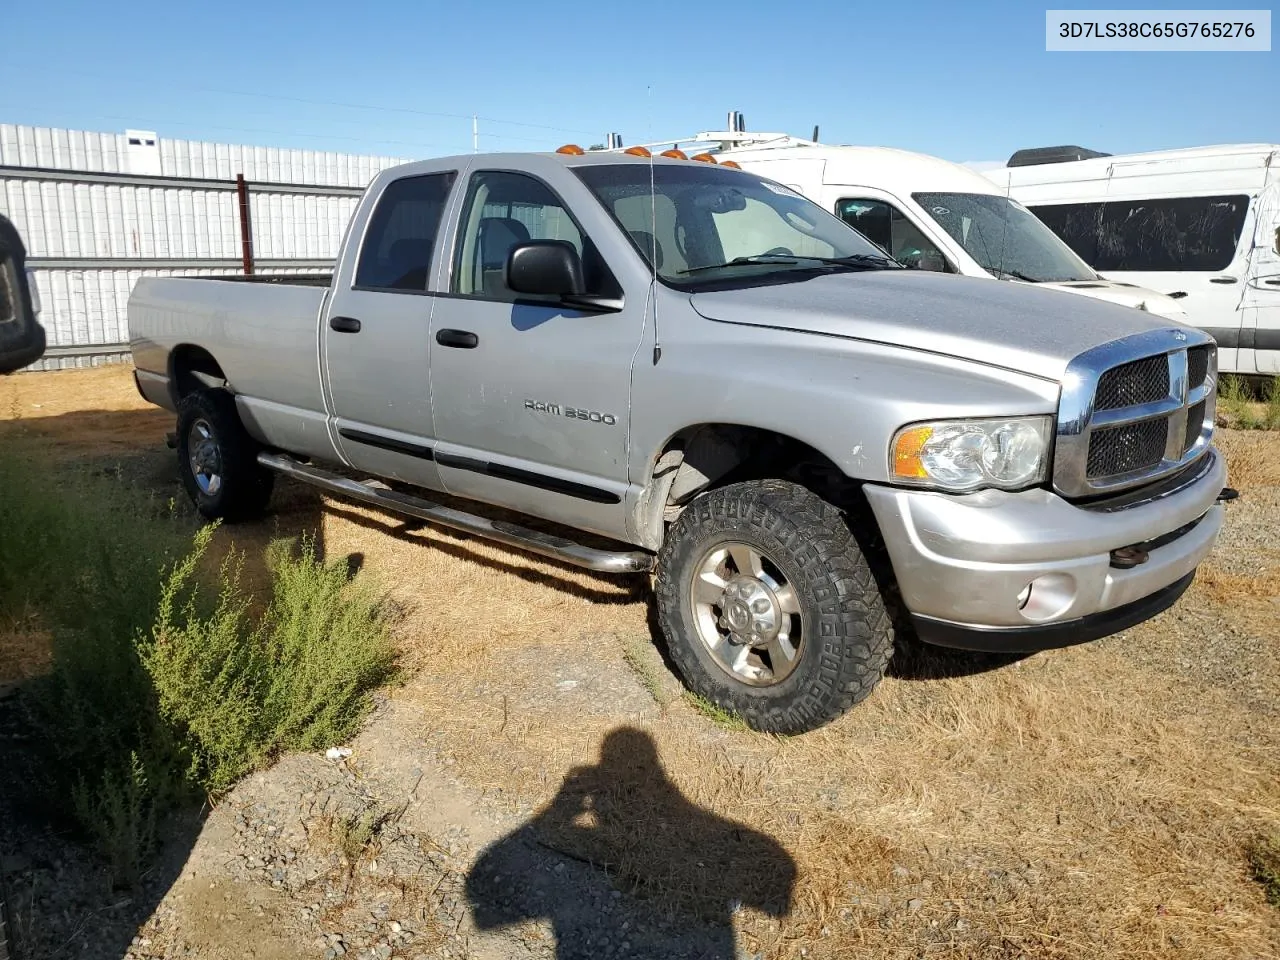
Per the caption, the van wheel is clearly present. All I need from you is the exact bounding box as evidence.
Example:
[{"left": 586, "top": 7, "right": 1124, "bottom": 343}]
[
  {"left": 655, "top": 479, "right": 893, "bottom": 734},
  {"left": 176, "top": 389, "right": 274, "bottom": 522}
]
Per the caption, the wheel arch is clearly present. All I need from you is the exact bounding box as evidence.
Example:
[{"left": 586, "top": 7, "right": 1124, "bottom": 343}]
[
  {"left": 633, "top": 422, "right": 873, "bottom": 550},
  {"left": 168, "top": 343, "right": 228, "bottom": 406}
]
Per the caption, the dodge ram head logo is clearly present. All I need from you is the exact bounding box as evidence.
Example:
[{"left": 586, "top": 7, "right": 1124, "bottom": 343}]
[{"left": 524, "top": 400, "right": 617, "bottom": 426}]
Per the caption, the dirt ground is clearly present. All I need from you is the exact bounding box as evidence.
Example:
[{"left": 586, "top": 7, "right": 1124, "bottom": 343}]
[{"left": 1, "top": 365, "right": 1278, "bottom": 960}]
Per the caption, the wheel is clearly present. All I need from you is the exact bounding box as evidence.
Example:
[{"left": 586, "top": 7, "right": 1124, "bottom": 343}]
[
  {"left": 655, "top": 479, "right": 893, "bottom": 734},
  {"left": 176, "top": 389, "right": 274, "bottom": 521}
]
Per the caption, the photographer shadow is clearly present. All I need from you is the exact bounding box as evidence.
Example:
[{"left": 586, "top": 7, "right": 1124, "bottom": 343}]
[{"left": 466, "top": 728, "right": 795, "bottom": 960}]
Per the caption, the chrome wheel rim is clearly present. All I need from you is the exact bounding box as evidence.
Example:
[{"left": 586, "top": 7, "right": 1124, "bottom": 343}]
[
  {"left": 689, "top": 541, "right": 803, "bottom": 686},
  {"left": 187, "top": 419, "right": 223, "bottom": 496}
]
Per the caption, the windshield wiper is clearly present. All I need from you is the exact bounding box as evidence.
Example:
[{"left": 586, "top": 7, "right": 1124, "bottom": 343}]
[
  {"left": 992, "top": 267, "right": 1042, "bottom": 283},
  {"left": 678, "top": 253, "right": 899, "bottom": 275}
]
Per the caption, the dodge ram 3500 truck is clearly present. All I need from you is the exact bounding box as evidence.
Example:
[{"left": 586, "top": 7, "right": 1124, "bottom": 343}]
[{"left": 128, "top": 149, "right": 1229, "bottom": 734}]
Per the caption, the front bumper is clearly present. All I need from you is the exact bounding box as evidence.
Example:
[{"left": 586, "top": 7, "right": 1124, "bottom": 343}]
[{"left": 863, "top": 449, "right": 1226, "bottom": 652}]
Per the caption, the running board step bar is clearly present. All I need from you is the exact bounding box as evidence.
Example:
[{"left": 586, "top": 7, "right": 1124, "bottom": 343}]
[{"left": 256, "top": 452, "right": 655, "bottom": 574}]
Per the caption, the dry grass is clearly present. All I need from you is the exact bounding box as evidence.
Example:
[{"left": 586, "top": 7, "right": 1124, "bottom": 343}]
[
  {"left": 1196, "top": 563, "right": 1280, "bottom": 605},
  {"left": 1218, "top": 430, "right": 1280, "bottom": 489},
  {"left": 5, "top": 366, "right": 1279, "bottom": 959},
  {"left": 0, "top": 624, "right": 53, "bottom": 690}
]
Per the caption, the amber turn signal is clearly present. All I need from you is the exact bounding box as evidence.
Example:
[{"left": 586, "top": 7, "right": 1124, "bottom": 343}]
[{"left": 892, "top": 426, "right": 933, "bottom": 479}]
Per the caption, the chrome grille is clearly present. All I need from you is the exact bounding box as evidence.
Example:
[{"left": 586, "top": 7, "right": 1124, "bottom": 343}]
[
  {"left": 1086, "top": 420, "right": 1167, "bottom": 478},
  {"left": 1095, "top": 356, "right": 1169, "bottom": 410},
  {"left": 1187, "top": 346, "right": 1210, "bottom": 390},
  {"left": 1054, "top": 330, "right": 1217, "bottom": 498},
  {"left": 1184, "top": 399, "right": 1208, "bottom": 454}
]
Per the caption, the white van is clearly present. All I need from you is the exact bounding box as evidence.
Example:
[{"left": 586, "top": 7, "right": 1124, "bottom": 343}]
[
  {"left": 653, "top": 132, "right": 1188, "bottom": 322},
  {"left": 985, "top": 144, "right": 1280, "bottom": 376}
]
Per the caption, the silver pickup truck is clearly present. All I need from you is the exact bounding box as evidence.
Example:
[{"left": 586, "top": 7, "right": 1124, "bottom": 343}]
[{"left": 129, "top": 150, "right": 1228, "bottom": 733}]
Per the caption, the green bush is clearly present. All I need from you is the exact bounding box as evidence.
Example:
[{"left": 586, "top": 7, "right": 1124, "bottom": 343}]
[
  {"left": 0, "top": 450, "right": 187, "bottom": 824},
  {"left": 0, "top": 446, "right": 396, "bottom": 881},
  {"left": 143, "top": 529, "right": 398, "bottom": 795},
  {"left": 1217, "top": 374, "right": 1280, "bottom": 430}
]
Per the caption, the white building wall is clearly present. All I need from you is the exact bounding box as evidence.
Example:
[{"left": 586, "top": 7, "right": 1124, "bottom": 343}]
[{"left": 0, "top": 123, "right": 410, "bottom": 368}]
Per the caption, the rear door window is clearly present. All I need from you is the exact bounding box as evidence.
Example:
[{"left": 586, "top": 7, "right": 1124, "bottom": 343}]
[
  {"left": 1031, "top": 195, "right": 1250, "bottom": 272},
  {"left": 355, "top": 172, "right": 456, "bottom": 292}
]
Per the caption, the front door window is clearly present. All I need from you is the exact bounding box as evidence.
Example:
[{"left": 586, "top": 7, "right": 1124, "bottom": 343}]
[{"left": 836, "top": 198, "right": 950, "bottom": 271}]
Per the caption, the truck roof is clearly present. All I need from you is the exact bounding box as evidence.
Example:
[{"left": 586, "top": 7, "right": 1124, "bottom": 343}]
[{"left": 385, "top": 150, "right": 711, "bottom": 173}]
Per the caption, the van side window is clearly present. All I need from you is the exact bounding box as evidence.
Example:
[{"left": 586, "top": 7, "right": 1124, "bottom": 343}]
[
  {"left": 835, "top": 198, "right": 951, "bottom": 272},
  {"left": 1031, "top": 195, "right": 1249, "bottom": 272},
  {"left": 453, "top": 170, "right": 620, "bottom": 301},
  {"left": 355, "top": 172, "right": 456, "bottom": 292}
]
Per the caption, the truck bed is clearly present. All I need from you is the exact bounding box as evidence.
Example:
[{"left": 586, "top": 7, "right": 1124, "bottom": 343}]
[{"left": 129, "top": 275, "right": 335, "bottom": 461}]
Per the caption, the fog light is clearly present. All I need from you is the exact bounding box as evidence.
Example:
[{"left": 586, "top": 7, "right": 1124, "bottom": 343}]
[{"left": 1018, "top": 573, "right": 1078, "bottom": 622}]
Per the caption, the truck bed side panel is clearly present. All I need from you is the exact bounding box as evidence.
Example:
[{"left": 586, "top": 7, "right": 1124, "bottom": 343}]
[{"left": 128, "top": 277, "right": 339, "bottom": 462}]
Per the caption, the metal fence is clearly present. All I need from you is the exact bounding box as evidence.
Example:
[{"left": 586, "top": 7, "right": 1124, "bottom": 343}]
[{"left": 0, "top": 124, "right": 407, "bottom": 370}]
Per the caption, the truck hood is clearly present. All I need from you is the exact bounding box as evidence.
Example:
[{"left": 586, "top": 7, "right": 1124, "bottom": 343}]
[
  {"left": 1036, "top": 278, "right": 1189, "bottom": 322},
  {"left": 688, "top": 270, "right": 1182, "bottom": 382}
]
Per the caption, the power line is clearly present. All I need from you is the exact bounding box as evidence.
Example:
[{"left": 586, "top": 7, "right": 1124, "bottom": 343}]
[{"left": 10, "top": 61, "right": 603, "bottom": 137}]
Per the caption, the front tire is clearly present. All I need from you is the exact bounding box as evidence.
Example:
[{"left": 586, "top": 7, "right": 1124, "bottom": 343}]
[
  {"left": 176, "top": 389, "right": 274, "bottom": 522},
  {"left": 655, "top": 479, "right": 893, "bottom": 734}
]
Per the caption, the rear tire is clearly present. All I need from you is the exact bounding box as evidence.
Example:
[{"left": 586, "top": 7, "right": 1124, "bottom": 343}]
[
  {"left": 655, "top": 479, "right": 893, "bottom": 734},
  {"left": 176, "top": 389, "right": 274, "bottom": 522}
]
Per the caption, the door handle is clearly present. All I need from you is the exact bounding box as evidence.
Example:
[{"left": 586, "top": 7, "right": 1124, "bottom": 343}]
[
  {"left": 1265, "top": 278, "right": 1280, "bottom": 286},
  {"left": 329, "top": 316, "right": 362, "bottom": 333},
  {"left": 1209, "top": 277, "right": 1238, "bottom": 284},
  {"left": 436, "top": 329, "right": 479, "bottom": 349}
]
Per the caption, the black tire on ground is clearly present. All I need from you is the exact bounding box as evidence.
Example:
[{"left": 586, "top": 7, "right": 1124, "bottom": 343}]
[
  {"left": 175, "top": 389, "right": 274, "bottom": 522},
  {"left": 655, "top": 479, "right": 894, "bottom": 734}
]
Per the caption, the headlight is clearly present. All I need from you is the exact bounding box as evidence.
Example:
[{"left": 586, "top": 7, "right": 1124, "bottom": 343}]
[{"left": 891, "top": 417, "right": 1052, "bottom": 492}]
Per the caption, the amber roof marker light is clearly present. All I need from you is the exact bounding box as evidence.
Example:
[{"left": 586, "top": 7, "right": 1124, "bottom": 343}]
[{"left": 556, "top": 144, "right": 585, "bottom": 155}]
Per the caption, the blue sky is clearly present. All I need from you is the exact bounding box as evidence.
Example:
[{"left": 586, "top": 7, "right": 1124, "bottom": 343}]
[{"left": 3, "top": 0, "right": 1274, "bottom": 164}]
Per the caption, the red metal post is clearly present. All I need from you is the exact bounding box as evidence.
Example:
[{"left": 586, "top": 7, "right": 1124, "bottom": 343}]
[{"left": 235, "top": 173, "right": 254, "bottom": 275}]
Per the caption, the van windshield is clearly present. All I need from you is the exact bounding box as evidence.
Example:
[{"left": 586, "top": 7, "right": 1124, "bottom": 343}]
[
  {"left": 913, "top": 192, "right": 1097, "bottom": 283},
  {"left": 575, "top": 163, "right": 897, "bottom": 289}
]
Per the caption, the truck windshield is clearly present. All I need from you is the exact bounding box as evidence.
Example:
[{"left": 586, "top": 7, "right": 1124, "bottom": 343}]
[
  {"left": 575, "top": 163, "right": 898, "bottom": 288},
  {"left": 913, "top": 192, "right": 1098, "bottom": 283}
]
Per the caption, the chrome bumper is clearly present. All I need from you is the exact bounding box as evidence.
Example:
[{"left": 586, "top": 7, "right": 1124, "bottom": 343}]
[{"left": 864, "top": 449, "right": 1226, "bottom": 650}]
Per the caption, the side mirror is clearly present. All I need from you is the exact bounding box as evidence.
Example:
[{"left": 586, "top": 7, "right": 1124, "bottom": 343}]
[
  {"left": 507, "top": 241, "right": 585, "bottom": 298},
  {"left": 0, "top": 215, "right": 46, "bottom": 375}
]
